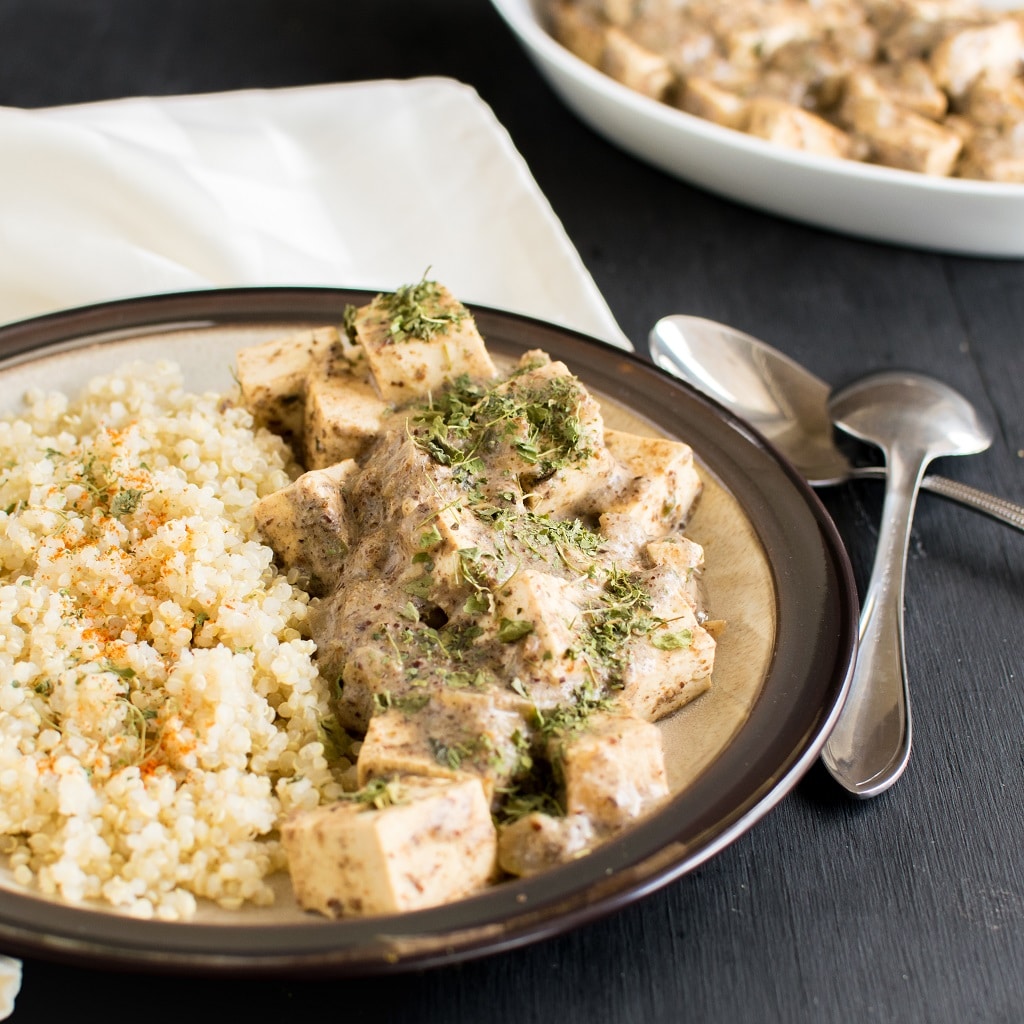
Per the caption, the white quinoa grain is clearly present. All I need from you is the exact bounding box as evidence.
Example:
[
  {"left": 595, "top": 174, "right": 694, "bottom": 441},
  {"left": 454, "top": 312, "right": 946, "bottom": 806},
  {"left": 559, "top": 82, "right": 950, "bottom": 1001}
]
[{"left": 0, "top": 361, "right": 342, "bottom": 920}]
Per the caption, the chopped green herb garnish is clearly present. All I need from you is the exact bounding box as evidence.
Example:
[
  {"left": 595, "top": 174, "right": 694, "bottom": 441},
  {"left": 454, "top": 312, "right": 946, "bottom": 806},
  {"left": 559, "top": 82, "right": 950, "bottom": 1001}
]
[
  {"left": 428, "top": 735, "right": 482, "bottom": 771},
  {"left": 342, "top": 303, "right": 358, "bottom": 339},
  {"left": 404, "top": 574, "right": 434, "bottom": 598},
  {"left": 498, "top": 618, "right": 534, "bottom": 643},
  {"left": 410, "top": 367, "right": 592, "bottom": 488},
  {"left": 374, "top": 690, "right": 432, "bottom": 715},
  {"left": 650, "top": 628, "right": 693, "bottom": 651},
  {"left": 340, "top": 776, "right": 409, "bottom": 810},
  {"left": 419, "top": 525, "right": 443, "bottom": 549},
  {"left": 104, "top": 663, "right": 137, "bottom": 680},
  {"left": 317, "top": 713, "right": 355, "bottom": 762},
  {"left": 110, "top": 488, "right": 145, "bottom": 517},
  {"left": 494, "top": 789, "right": 564, "bottom": 825},
  {"left": 362, "top": 276, "right": 470, "bottom": 344},
  {"left": 510, "top": 678, "right": 531, "bottom": 701},
  {"left": 464, "top": 591, "right": 491, "bottom": 615},
  {"left": 535, "top": 688, "right": 615, "bottom": 739},
  {"left": 457, "top": 546, "right": 495, "bottom": 611}
]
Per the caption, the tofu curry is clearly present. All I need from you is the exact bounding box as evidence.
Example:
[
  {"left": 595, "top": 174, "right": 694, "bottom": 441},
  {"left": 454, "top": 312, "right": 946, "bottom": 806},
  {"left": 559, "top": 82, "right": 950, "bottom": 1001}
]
[
  {"left": 547, "top": 0, "right": 1024, "bottom": 181},
  {"left": 236, "top": 281, "right": 718, "bottom": 917}
]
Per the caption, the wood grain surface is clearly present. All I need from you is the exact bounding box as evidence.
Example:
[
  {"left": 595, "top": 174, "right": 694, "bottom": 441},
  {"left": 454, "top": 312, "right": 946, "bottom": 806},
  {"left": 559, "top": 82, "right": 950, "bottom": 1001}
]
[{"left": 1, "top": 1, "right": 1022, "bottom": 1021}]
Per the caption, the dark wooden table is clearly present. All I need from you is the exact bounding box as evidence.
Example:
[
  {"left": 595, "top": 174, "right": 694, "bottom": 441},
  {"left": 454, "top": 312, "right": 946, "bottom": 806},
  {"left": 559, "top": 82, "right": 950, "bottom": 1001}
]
[{"left": 2, "top": 2, "right": 1023, "bottom": 1021}]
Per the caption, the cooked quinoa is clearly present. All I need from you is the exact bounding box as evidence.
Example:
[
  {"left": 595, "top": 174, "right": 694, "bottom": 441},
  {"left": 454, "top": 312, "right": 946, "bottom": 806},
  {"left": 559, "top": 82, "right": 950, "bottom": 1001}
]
[{"left": 0, "top": 360, "right": 343, "bottom": 921}]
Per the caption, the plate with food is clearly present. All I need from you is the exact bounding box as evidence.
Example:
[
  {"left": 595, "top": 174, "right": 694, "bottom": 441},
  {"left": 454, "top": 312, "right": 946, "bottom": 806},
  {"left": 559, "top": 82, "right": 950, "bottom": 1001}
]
[
  {"left": 490, "top": 0, "right": 1024, "bottom": 257},
  {"left": 0, "top": 283, "right": 856, "bottom": 973}
]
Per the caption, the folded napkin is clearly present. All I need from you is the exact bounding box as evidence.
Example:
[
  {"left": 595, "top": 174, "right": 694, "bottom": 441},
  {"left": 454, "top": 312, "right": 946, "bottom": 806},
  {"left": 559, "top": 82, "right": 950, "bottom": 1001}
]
[{"left": 0, "top": 77, "right": 628, "bottom": 350}]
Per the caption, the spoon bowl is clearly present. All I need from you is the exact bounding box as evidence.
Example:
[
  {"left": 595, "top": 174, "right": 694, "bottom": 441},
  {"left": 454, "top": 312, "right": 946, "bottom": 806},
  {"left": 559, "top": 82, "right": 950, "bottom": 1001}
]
[
  {"left": 829, "top": 372, "right": 994, "bottom": 463},
  {"left": 650, "top": 315, "right": 849, "bottom": 484},
  {"left": 649, "top": 315, "right": 1024, "bottom": 530},
  {"left": 820, "top": 370, "right": 992, "bottom": 796}
]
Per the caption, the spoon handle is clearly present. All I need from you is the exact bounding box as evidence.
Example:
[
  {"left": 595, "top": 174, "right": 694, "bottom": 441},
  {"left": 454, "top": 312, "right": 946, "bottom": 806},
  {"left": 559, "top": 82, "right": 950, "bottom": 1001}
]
[
  {"left": 851, "top": 467, "right": 1024, "bottom": 532},
  {"left": 822, "top": 451, "right": 924, "bottom": 798}
]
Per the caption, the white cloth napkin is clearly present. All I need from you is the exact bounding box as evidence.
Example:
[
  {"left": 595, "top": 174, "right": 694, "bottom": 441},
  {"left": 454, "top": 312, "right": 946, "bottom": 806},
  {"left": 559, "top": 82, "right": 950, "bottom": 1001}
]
[{"left": 0, "top": 77, "right": 628, "bottom": 349}]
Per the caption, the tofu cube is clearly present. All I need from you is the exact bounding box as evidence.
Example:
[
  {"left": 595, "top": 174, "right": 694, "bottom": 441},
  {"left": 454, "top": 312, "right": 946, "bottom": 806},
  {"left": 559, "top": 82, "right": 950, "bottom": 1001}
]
[
  {"left": 349, "top": 429, "right": 454, "bottom": 522},
  {"left": 843, "top": 62, "right": 948, "bottom": 122},
  {"left": 346, "top": 429, "right": 475, "bottom": 585},
  {"left": 357, "top": 691, "right": 531, "bottom": 805},
  {"left": 350, "top": 282, "right": 496, "bottom": 403},
  {"left": 493, "top": 570, "right": 591, "bottom": 707},
  {"left": 551, "top": 711, "right": 669, "bottom": 831},
  {"left": 677, "top": 76, "right": 750, "bottom": 130},
  {"left": 282, "top": 775, "right": 497, "bottom": 917},
  {"left": 601, "top": 26, "right": 674, "bottom": 101},
  {"left": 616, "top": 565, "right": 716, "bottom": 721},
  {"left": 930, "top": 20, "right": 1024, "bottom": 101},
  {"left": 600, "top": 428, "right": 703, "bottom": 537},
  {"left": 766, "top": 40, "right": 861, "bottom": 109},
  {"left": 959, "top": 133, "right": 1024, "bottom": 183},
  {"left": 310, "top": 578, "right": 417, "bottom": 729},
  {"left": 497, "top": 811, "right": 595, "bottom": 877},
  {"left": 356, "top": 707, "right": 463, "bottom": 790},
  {"left": 304, "top": 348, "right": 390, "bottom": 468},
  {"left": 645, "top": 534, "right": 705, "bottom": 576},
  {"left": 549, "top": 0, "right": 606, "bottom": 66},
  {"left": 394, "top": 487, "right": 501, "bottom": 609},
  {"left": 597, "top": 511, "right": 653, "bottom": 564},
  {"left": 962, "top": 74, "right": 1024, "bottom": 131},
  {"left": 599, "top": 0, "right": 639, "bottom": 28},
  {"left": 723, "top": 6, "right": 817, "bottom": 68},
  {"left": 746, "top": 97, "right": 854, "bottom": 159},
  {"left": 645, "top": 534, "right": 705, "bottom": 607},
  {"left": 333, "top": 643, "right": 407, "bottom": 733},
  {"left": 253, "top": 460, "right": 357, "bottom": 593},
  {"left": 843, "top": 95, "right": 962, "bottom": 175},
  {"left": 877, "top": 3, "right": 962, "bottom": 63},
  {"left": 496, "top": 359, "right": 614, "bottom": 516},
  {"left": 528, "top": 445, "right": 618, "bottom": 519},
  {"left": 236, "top": 327, "right": 339, "bottom": 442},
  {"left": 344, "top": 428, "right": 499, "bottom": 608}
]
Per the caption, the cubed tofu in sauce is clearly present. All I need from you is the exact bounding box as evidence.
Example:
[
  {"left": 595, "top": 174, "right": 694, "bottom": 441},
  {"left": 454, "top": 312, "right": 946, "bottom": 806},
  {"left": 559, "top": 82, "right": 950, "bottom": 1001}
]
[
  {"left": 281, "top": 774, "right": 497, "bottom": 916},
  {"left": 240, "top": 280, "right": 720, "bottom": 917},
  {"left": 546, "top": 0, "right": 1024, "bottom": 181}
]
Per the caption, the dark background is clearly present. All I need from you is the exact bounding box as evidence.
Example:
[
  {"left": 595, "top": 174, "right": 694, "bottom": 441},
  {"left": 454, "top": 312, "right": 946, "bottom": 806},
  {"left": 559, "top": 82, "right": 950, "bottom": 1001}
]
[{"left": 1, "top": 2, "right": 1023, "bottom": 1021}]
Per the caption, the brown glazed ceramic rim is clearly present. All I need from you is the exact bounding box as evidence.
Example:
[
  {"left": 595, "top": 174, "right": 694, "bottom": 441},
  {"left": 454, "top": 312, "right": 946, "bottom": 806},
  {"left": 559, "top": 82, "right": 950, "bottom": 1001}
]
[{"left": 0, "top": 288, "right": 858, "bottom": 975}]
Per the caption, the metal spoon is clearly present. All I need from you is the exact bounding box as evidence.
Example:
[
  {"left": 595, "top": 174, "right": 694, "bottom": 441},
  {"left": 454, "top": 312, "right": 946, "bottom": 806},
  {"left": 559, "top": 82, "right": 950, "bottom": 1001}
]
[
  {"left": 820, "top": 372, "right": 992, "bottom": 796},
  {"left": 649, "top": 315, "right": 1024, "bottom": 531}
]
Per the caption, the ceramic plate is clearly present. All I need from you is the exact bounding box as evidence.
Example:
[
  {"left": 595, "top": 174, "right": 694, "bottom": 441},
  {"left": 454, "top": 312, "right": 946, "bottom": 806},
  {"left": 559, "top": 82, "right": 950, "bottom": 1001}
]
[
  {"left": 490, "top": 0, "right": 1024, "bottom": 258},
  {"left": 0, "top": 289, "right": 857, "bottom": 974}
]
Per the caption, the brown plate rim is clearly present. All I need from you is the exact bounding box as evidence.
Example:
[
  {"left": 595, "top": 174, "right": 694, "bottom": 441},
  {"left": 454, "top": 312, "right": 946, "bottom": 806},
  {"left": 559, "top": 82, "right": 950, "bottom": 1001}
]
[{"left": 0, "top": 287, "right": 858, "bottom": 975}]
